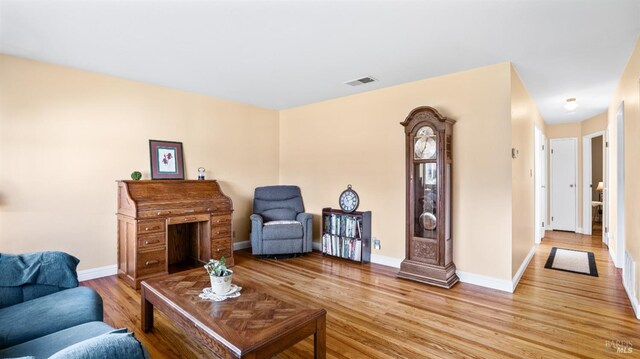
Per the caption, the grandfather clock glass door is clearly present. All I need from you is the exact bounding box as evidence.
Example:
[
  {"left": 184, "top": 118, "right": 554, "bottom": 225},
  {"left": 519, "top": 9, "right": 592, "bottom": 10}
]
[
  {"left": 399, "top": 107, "right": 458, "bottom": 288},
  {"left": 413, "top": 126, "right": 438, "bottom": 264}
]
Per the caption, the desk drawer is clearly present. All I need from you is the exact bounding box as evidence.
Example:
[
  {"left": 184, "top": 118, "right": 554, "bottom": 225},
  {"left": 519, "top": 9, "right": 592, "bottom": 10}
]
[
  {"left": 137, "top": 219, "right": 165, "bottom": 234},
  {"left": 137, "top": 232, "right": 166, "bottom": 249},
  {"left": 211, "top": 238, "right": 232, "bottom": 260},
  {"left": 166, "top": 213, "right": 210, "bottom": 225},
  {"left": 137, "top": 248, "right": 166, "bottom": 277},
  {"left": 210, "top": 214, "right": 231, "bottom": 226},
  {"left": 211, "top": 224, "right": 231, "bottom": 239},
  {"left": 138, "top": 206, "right": 219, "bottom": 219}
]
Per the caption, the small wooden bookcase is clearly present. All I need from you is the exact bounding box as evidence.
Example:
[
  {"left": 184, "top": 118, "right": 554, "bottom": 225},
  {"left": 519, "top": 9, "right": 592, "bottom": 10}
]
[{"left": 321, "top": 208, "right": 371, "bottom": 264}]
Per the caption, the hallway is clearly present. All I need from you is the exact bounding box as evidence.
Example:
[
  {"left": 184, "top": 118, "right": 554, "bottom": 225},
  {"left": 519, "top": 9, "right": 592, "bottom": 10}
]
[{"left": 518, "top": 229, "right": 637, "bottom": 355}]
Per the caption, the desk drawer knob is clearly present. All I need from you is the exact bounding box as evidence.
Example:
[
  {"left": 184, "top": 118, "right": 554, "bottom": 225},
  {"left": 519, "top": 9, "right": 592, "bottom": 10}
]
[
  {"left": 144, "top": 226, "right": 159, "bottom": 231},
  {"left": 144, "top": 239, "right": 159, "bottom": 245},
  {"left": 145, "top": 260, "right": 159, "bottom": 266},
  {"left": 184, "top": 217, "right": 196, "bottom": 221}
]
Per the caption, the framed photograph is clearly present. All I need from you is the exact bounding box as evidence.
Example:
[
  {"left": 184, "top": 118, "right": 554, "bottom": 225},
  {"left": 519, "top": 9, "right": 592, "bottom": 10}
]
[{"left": 149, "top": 140, "right": 184, "bottom": 179}]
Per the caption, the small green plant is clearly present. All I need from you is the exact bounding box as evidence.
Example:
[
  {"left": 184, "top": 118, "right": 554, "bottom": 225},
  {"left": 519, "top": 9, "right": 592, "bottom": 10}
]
[
  {"left": 204, "top": 257, "right": 229, "bottom": 277},
  {"left": 131, "top": 171, "right": 142, "bottom": 180}
]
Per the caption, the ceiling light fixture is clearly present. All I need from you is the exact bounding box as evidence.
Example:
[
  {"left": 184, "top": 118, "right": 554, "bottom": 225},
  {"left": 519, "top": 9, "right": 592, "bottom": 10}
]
[{"left": 564, "top": 98, "right": 578, "bottom": 111}]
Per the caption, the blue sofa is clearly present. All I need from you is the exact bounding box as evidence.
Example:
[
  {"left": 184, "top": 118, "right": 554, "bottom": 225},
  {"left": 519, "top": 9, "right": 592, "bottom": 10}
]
[{"left": 0, "top": 252, "right": 149, "bottom": 359}]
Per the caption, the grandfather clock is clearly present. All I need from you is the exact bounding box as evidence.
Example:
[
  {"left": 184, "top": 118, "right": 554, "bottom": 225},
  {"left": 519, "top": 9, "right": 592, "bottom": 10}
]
[{"left": 398, "top": 106, "right": 459, "bottom": 288}]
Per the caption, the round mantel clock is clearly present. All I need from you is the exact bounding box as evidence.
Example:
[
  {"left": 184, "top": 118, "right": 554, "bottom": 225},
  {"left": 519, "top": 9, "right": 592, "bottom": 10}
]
[{"left": 339, "top": 184, "right": 359, "bottom": 213}]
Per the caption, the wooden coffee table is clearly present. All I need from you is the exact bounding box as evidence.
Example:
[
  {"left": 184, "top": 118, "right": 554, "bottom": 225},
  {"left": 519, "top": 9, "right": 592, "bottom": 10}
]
[{"left": 141, "top": 269, "right": 326, "bottom": 358}]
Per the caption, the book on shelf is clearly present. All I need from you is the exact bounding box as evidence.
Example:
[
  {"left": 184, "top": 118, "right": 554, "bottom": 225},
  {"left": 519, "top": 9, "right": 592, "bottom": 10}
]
[
  {"left": 325, "top": 213, "right": 362, "bottom": 238},
  {"left": 321, "top": 233, "right": 362, "bottom": 261}
]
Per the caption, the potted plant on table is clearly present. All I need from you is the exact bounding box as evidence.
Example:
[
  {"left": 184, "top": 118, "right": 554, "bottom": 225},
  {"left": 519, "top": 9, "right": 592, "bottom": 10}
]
[{"left": 204, "top": 257, "right": 233, "bottom": 294}]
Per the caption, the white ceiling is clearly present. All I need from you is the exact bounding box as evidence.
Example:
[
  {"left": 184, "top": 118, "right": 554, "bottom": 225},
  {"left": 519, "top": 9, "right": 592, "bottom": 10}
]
[{"left": 1, "top": 0, "right": 639, "bottom": 124}]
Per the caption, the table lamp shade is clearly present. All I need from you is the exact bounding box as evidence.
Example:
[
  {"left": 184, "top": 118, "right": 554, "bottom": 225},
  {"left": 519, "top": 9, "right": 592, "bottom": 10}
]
[{"left": 596, "top": 182, "right": 604, "bottom": 191}]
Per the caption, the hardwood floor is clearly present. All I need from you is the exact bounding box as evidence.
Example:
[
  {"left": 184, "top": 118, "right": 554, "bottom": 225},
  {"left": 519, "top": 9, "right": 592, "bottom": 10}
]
[{"left": 84, "top": 232, "right": 639, "bottom": 358}]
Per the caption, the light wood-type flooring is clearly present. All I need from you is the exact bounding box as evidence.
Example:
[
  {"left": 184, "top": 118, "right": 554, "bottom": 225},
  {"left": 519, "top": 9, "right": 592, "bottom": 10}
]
[{"left": 84, "top": 231, "right": 640, "bottom": 358}]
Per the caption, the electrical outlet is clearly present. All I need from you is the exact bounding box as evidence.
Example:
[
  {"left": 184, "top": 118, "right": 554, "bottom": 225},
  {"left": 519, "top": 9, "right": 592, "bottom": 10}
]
[{"left": 373, "top": 237, "right": 381, "bottom": 250}]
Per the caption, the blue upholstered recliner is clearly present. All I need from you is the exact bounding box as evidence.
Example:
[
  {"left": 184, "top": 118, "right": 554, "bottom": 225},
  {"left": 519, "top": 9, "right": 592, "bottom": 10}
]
[{"left": 250, "top": 185, "right": 313, "bottom": 256}]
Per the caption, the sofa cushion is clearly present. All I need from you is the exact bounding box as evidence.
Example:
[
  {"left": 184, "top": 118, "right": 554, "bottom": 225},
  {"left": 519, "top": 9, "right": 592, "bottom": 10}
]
[
  {"left": 262, "top": 221, "right": 303, "bottom": 240},
  {"left": 261, "top": 208, "right": 297, "bottom": 222},
  {"left": 0, "top": 286, "right": 23, "bottom": 310},
  {"left": 49, "top": 330, "right": 149, "bottom": 359},
  {"left": 0, "top": 286, "right": 103, "bottom": 349},
  {"left": 0, "top": 252, "right": 79, "bottom": 288},
  {"left": 0, "top": 321, "right": 114, "bottom": 359}
]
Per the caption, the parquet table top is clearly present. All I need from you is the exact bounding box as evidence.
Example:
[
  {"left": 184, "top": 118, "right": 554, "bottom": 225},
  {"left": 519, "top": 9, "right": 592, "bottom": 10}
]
[{"left": 141, "top": 268, "right": 326, "bottom": 358}]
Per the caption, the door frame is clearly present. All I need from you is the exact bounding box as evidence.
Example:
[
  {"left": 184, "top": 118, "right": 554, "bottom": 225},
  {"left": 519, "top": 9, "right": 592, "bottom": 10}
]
[
  {"left": 534, "top": 125, "right": 546, "bottom": 243},
  {"left": 615, "top": 102, "right": 625, "bottom": 268},
  {"left": 582, "top": 130, "right": 605, "bottom": 236},
  {"left": 549, "top": 137, "right": 578, "bottom": 232},
  {"left": 603, "top": 129, "right": 609, "bottom": 246}
]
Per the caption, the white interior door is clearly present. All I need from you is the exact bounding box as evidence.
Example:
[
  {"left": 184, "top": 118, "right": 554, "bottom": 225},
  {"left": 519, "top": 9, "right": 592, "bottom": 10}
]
[{"left": 550, "top": 138, "right": 577, "bottom": 231}]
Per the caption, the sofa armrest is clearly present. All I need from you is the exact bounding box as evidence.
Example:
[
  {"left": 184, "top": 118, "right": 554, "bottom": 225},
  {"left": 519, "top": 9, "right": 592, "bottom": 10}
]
[
  {"left": 296, "top": 213, "right": 313, "bottom": 253},
  {"left": 0, "top": 286, "right": 103, "bottom": 349},
  {"left": 250, "top": 214, "right": 264, "bottom": 255}
]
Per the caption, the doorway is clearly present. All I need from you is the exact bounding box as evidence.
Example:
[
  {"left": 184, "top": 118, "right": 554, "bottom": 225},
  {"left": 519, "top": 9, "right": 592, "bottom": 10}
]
[
  {"left": 582, "top": 131, "right": 604, "bottom": 236},
  {"left": 550, "top": 138, "right": 577, "bottom": 232}
]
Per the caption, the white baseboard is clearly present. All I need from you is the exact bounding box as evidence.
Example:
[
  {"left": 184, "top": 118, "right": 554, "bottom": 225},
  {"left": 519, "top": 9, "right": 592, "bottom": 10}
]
[
  {"left": 512, "top": 246, "right": 536, "bottom": 292},
  {"left": 233, "top": 240, "right": 251, "bottom": 250},
  {"left": 78, "top": 265, "right": 117, "bottom": 282},
  {"left": 312, "top": 242, "right": 322, "bottom": 251},
  {"left": 370, "top": 254, "right": 402, "bottom": 268},
  {"left": 609, "top": 244, "right": 618, "bottom": 267},
  {"left": 457, "top": 271, "right": 513, "bottom": 293},
  {"left": 623, "top": 281, "right": 640, "bottom": 320},
  {"left": 576, "top": 227, "right": 583, "bottom": 234}
]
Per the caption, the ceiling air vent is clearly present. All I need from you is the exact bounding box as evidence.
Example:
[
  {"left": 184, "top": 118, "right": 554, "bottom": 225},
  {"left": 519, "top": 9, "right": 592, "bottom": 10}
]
[{"left": 345, "top": 76, "right": 378, "bottom": 86}]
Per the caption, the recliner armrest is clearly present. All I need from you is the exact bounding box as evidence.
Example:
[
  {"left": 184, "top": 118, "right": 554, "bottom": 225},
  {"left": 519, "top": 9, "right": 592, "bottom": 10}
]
[
  {"left": 250, "top": 214, "right": 264, "bottom": 224},
  {"left": 296, "top": 213, "right": 313, "bottom": 253},
  {"left": 296, "top": 212, "right": 312, "bottom": 222}
]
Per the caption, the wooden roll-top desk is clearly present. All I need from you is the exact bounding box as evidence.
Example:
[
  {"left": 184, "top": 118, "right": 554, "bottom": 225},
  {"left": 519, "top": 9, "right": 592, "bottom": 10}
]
[{"left": 117, "top": 180, "right": 234, "bottom": 289}]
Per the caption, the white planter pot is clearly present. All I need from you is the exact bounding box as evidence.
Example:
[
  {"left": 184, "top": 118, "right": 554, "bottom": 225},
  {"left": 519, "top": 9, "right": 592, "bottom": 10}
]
[{"left": 209, "top": 270, "right": 233, "bottom": 294}]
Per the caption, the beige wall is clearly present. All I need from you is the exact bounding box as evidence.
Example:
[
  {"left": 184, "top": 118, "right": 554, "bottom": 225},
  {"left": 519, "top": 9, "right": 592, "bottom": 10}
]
[
  {"left": 510, "top": 66, "right": 543, "bottom": 277},
  {"left": 546, "top": 111, "right": 607, "bottom": 231},
  {"left": 0, "top": 55, "right": 280, "bottom": 270},
  {"left": 607, "top": 37, "right": 640, "bottom": 304},
  {"left": 280, "top": 63, "right": 515, "bottom": 280}
]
